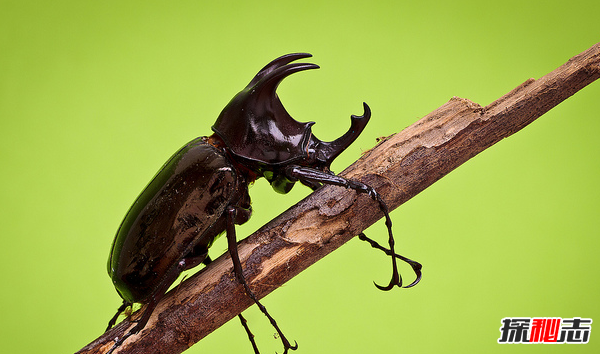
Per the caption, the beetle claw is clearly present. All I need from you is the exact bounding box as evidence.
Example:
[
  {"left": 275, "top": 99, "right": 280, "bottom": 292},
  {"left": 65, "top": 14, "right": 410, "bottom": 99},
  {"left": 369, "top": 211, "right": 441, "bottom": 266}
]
[
  {"left": 358, "top": 232, "right": 422, "bottom": 289},
  {"left": 374, "top": 280, "right": 396, "bottom": 291},
  {"left": 277, "top": 340, "right": 298, "bottom": 354},
  {"left": 375, "top": 259, "right": 403, "bottom": 291},
  {"left": 288, "top": 340, "right": 299, "bottom": 352},
  {"left": 280, "top": 338, "right": 299, "bottom": 353},
  {"left": 402, "top": 260, "right": 423, "bottom": 288}
]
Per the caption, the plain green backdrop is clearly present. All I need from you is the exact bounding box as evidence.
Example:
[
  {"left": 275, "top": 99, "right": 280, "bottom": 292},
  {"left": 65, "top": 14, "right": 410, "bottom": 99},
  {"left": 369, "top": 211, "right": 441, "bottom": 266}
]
[{"left": 1, "top": 1, "right": 598, "bottom": 353}]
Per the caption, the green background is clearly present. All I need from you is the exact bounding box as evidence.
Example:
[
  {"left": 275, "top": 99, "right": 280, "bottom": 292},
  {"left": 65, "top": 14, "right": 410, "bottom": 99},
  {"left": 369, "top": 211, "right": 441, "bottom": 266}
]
[{"left": 1, "top": 1, "right": 598, "bottom": 353}]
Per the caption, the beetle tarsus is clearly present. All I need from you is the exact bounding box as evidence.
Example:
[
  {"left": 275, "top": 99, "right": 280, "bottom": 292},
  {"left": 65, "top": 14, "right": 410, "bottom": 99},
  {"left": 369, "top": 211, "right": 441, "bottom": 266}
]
[
  {"left": 358, "top": 232, "right": 422, "bottom": 288},
  {"left": 280, "top": 340, "right": 299, "bottom": 354},
  {"left": 238, "top": 313, "right": 261, "bottom": 354}
]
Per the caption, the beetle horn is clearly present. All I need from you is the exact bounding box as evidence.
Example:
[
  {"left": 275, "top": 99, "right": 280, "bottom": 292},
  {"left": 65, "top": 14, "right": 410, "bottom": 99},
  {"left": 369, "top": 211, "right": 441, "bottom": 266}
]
[
  {"left": 311, "top": 102, "right": 371, "bottom": 167},
  {"left": 249, "top": 53, "right": 314, "bottom": 87},
  {"left": 253, "top": 62, "right": 320, "bottom": 104}
]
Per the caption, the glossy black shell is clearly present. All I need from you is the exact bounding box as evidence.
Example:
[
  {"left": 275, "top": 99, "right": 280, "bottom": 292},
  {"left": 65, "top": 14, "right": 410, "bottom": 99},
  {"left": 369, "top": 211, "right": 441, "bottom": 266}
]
[
  {"left": 108, "top": 52, "right": 369, "bottom": 306},
  {"left": 107, "top": 137, "right": 250, "bottom": 303}
]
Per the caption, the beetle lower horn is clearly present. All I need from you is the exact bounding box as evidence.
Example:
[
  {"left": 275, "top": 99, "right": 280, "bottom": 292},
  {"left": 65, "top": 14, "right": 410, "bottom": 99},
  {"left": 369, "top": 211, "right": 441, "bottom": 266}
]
[{"left": 312, "top": 102, "right": 371, "bottom": 167}]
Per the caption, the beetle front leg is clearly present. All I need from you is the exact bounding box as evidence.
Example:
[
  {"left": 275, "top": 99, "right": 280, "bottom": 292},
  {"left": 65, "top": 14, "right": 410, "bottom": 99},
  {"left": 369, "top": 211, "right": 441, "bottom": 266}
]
[
  {"left": 225, "top": 206, "right": 297, "bottom": 354},
  {"left": 298, "top": 175, "right": 421, "bottom": 285},
  {"left": 286, "top": 165, "right": 421, "bottom": 290}
]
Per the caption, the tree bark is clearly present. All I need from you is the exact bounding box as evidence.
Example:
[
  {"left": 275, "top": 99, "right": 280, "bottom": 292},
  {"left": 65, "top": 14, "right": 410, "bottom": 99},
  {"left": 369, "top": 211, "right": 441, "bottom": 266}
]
[{"left": 77, "top": 42, "right": 600, "bottom": 354}]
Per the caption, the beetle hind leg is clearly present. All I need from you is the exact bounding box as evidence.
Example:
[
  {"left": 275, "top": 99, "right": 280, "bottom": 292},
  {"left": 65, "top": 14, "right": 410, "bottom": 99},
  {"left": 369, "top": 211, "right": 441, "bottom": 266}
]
[{"left": 105, "top": 300, "right": 131, "bottom": 332}]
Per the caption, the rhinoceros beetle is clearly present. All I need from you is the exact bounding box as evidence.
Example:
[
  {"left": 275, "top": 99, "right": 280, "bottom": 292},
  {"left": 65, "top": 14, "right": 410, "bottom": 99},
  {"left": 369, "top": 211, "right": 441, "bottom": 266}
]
[{"left": 105, "top": 53, "right": 422, "bottom": 354}]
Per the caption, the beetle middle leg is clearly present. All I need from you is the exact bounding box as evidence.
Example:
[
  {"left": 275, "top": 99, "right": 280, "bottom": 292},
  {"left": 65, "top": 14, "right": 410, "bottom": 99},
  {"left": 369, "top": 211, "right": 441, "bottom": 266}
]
[
  {"left": 226, "top": 206, "right": 297, "bottom": 354},
  {"left": 286, "top": 165, "right": 421, "bottom": 290}
]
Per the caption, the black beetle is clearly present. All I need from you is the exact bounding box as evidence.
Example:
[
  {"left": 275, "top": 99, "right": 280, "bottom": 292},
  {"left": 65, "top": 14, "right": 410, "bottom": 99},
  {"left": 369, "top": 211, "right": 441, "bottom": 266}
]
[{"left": 105, "top": 53, "right": 422, "bottom": 354}]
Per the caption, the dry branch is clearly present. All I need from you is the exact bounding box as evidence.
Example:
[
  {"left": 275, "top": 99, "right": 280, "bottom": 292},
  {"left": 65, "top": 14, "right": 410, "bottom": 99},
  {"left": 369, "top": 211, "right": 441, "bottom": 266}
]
[{"left": 77, "top": 42, "right": 600, "bottom": 354}]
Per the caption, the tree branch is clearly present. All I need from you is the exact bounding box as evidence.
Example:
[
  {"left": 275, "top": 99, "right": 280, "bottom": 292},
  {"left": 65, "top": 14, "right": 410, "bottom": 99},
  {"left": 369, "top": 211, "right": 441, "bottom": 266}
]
[{"left": 78, "top": 42, "right": 600, "bottom": 354}]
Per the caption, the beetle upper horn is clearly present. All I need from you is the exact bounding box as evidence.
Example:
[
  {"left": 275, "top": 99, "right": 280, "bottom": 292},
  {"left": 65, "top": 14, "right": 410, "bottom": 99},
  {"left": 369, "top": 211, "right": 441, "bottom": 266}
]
[{"left": 249, "top": 53, "right": 314, "bottom": 87}]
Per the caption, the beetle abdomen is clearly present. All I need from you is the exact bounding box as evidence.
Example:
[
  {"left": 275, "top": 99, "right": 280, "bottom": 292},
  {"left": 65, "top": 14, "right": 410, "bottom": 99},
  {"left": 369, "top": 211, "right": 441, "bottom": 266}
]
[{"left": 108, "top": 138, "right": 239, "bottom": 303}]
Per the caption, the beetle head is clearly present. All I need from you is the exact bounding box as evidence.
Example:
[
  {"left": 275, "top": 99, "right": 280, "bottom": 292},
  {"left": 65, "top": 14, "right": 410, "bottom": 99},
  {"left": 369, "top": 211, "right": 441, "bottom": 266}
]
[{"left": 212, "top": 53, "right": 370, "bottom": 184}]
